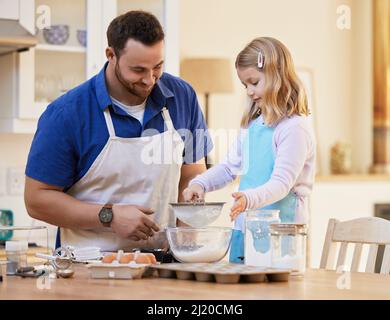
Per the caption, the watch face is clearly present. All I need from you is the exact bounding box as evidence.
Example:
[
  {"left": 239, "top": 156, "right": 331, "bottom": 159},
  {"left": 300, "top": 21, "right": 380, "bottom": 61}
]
[{"left": 99, "top": 207, "right": 112, "bottom": 223}]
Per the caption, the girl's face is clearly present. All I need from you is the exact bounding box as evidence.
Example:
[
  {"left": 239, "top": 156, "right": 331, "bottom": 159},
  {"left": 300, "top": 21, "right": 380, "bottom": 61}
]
[{"left": 236, "top": 67, "right": 266, "bottom": 105}]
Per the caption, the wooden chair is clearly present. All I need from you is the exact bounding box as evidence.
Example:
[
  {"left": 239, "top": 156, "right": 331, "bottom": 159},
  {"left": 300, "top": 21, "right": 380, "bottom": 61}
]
[{"left": 320, "top": 217, "right": 390, "bottom": 274}]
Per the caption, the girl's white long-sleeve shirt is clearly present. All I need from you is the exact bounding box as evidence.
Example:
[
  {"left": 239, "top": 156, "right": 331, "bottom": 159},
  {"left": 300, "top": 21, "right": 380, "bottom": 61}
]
[{"left": 189, "top": 115, "right": 316, "bottom": 223}]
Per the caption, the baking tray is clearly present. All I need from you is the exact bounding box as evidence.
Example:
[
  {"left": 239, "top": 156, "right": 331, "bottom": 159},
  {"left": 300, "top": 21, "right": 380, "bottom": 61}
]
[{"left": 149, "top": 262, "right": 291, "bottom": 284}]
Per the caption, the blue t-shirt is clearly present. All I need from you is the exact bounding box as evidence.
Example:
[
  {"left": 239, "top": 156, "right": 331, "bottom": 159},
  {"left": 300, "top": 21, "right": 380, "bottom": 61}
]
[{"left": 25, "top": 63, "right": 213, "bottom": 189}]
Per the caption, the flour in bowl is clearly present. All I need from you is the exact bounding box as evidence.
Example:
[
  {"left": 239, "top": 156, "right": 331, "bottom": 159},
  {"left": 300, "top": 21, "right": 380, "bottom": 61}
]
[{"left": 173, "top": 245, "right": 228, "bottom": 263}]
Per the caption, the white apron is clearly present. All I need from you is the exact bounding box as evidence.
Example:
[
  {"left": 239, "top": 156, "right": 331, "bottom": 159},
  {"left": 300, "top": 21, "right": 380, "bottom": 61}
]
[{"left": 61, "top": 107, "right": 184, "bottom": 251}]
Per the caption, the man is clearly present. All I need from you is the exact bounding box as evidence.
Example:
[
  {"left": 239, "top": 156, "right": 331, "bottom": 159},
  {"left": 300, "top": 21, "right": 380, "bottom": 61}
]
[{"left": 24, "top": 11, "right": 212, "bottom": 251}]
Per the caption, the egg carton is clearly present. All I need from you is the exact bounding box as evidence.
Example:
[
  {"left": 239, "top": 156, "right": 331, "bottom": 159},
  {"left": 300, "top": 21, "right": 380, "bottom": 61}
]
[
  {"left": 86, "top": 261, "right": 154, "bottom": 279},
  {"left": 150, "top": 262, "right": 291, "bottom": 284}
]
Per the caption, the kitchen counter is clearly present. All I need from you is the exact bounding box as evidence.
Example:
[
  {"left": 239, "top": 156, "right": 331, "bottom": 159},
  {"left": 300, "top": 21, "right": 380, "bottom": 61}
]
[{"left": 1, "top": 265, "right": 390, "bottom": 299}]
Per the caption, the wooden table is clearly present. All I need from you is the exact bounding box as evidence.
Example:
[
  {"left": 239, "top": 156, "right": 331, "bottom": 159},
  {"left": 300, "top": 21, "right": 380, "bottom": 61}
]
[{"left": 1, "top": 266, "right": 390, "bottom": 300}]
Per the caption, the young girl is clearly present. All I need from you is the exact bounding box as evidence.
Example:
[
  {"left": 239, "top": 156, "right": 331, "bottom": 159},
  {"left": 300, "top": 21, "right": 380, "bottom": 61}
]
[{"left": 183, "top": 37, "right": 316, "bottom": 263}]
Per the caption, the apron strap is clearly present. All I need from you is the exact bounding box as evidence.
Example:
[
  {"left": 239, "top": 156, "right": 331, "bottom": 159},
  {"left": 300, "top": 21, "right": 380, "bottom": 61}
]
[
  {"left": 103, "top": 108, "right": 116, "bottom": 137},
  {"left": 161, "top": 107, "right": 174, "bottom": 131}
]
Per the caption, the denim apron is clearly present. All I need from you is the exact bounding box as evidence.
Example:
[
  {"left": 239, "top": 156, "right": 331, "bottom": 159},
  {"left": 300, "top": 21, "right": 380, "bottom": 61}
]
[{"left": 229, "top": 117, "right": 297, "bottom": 263}]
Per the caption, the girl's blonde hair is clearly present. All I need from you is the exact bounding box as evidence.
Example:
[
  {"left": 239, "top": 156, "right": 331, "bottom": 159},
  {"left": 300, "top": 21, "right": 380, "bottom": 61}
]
[{"left": 236, "top": 37, "right": 309, "bottom": 127}]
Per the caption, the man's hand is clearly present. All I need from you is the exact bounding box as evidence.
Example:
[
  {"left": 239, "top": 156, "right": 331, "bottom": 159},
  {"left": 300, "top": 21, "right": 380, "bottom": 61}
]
[
  {"left": 230, "top": 192, "right": 247, "bottom": 221},
  {"left": 182, "top": 183, "right": 205, "bottom": 202},
  {"left": 111, "top": 205, "right": 160, "bottom": 241}
]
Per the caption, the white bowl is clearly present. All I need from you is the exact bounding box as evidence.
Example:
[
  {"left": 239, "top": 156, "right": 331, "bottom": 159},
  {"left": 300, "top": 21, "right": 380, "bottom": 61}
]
[{"left": 77, "top": 29, "right": 87, "bottom": 47}]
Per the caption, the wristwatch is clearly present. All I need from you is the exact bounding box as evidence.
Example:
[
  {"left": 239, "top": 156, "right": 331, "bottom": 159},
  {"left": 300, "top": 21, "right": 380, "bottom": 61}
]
[{"left": 98, "top": 204, "right": 113, "bottom": 227}]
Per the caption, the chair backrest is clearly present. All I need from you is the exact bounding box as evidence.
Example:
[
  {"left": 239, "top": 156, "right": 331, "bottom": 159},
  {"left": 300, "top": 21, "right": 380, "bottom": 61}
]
[{"left": 320, "top": 217, "right": 390, "bottom": 274}]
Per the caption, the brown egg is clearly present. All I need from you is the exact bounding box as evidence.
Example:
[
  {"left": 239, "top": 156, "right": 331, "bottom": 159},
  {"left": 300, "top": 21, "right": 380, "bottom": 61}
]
[
  {"left": 145, "top": 253, "right": 157, "bottom": 264},
  {"left": 119, "top": 253, "right": 135, "bottom": 264},
  {"left": 102, "top": 253, "right": 116, "bottom": 263},
  {"left": 135, "top": 255, "right": 152, "bottom": 264}
]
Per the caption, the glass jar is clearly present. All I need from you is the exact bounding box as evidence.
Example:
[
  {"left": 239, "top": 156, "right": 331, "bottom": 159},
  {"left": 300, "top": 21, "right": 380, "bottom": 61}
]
[
  {"left": 5, "top": 241, "right": 28, "bottom": 275},
  {"left": 270, "top": 223, "right": 307, "bottom": 276},
  {"left": 244, "top": 209, "right": 280, "bottom": 267}
]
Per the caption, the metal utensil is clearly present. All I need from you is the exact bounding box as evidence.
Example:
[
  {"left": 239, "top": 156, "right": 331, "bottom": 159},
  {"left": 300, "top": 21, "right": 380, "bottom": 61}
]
[
  {"left": 36, "top": 247, "right": 76, "bottom": 279},
  {"left": 14, "top": 267, "right": 46, "bottom": 278},
  {"left": 36, "top": 247, "right": 73, "bottom": 270},
  {"left": 169, "top": 202, "right": 226, "bottom": 227},
  {"left": 56, "top": 268, "right": 74, "bottom": 278}
]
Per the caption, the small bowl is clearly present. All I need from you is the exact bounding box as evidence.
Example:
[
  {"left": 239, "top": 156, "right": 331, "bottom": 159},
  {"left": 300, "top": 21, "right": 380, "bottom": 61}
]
[
  {"left": 166, "top": 227, "right": 232, "bottom": 263},
  {"left": 77, "top": 29, "right": 87, "bottom": 47},
  {"left": 43, "top": 25, "right": 69, "bottom": 45}
]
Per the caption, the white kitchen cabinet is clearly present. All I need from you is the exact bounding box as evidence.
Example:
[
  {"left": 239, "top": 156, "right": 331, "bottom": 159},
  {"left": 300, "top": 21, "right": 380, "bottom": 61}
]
[
  {"left": 0, "top": 0, "right": 19, "bottom": 20},
  {"left": 0, "top": 0, "right": 36, "bottom": 133},
  {"left": 0, "top": 0, "right": 179, "bottom": 133}
]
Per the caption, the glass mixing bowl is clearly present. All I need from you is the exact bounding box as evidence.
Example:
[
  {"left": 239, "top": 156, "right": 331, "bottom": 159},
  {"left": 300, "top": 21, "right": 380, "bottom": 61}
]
[{"left": 166, "top": 227, "right": 233, "bottom": 263}]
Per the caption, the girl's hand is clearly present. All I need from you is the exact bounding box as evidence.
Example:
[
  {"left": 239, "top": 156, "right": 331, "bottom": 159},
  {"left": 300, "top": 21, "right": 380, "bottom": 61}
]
[
  {"left": 182, "top": 183, "right": 205, "bottom": 202},
  {"left": 230, "top": 192, "right": 247, "bottom": 221}
]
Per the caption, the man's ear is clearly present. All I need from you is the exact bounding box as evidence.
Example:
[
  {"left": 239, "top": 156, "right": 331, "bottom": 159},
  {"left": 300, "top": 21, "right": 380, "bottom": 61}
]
[{"left": 106, "top": 47, "right": 116, "bottom": 61}]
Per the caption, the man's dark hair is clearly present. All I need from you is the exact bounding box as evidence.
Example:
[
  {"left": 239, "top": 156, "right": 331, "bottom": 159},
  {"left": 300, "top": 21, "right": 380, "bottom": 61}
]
[{"left": 107, "top": 10, "right": 165, "bottom": 56}]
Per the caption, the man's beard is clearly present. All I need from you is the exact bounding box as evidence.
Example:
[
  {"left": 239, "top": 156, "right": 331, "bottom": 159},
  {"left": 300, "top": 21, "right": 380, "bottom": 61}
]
[{"left": 114, "top": 62, "right": 154, "bottom": 100}]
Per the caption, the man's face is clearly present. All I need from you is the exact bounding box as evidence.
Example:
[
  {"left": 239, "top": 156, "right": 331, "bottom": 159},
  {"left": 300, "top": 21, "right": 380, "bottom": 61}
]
[{"left": 113, "top": 39, "right": 164, "bottom": 100}]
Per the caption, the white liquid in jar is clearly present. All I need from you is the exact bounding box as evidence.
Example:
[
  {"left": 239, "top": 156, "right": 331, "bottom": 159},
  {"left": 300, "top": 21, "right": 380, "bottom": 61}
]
[
  {"left": 245, "top": 228, "right": 272, "bottom": 267},
  {"left": 272, "top": 254, "right": 305, "bottom": 274},
  {"left": 244, "top": 220, "right": 277, "bottom": 268}
]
